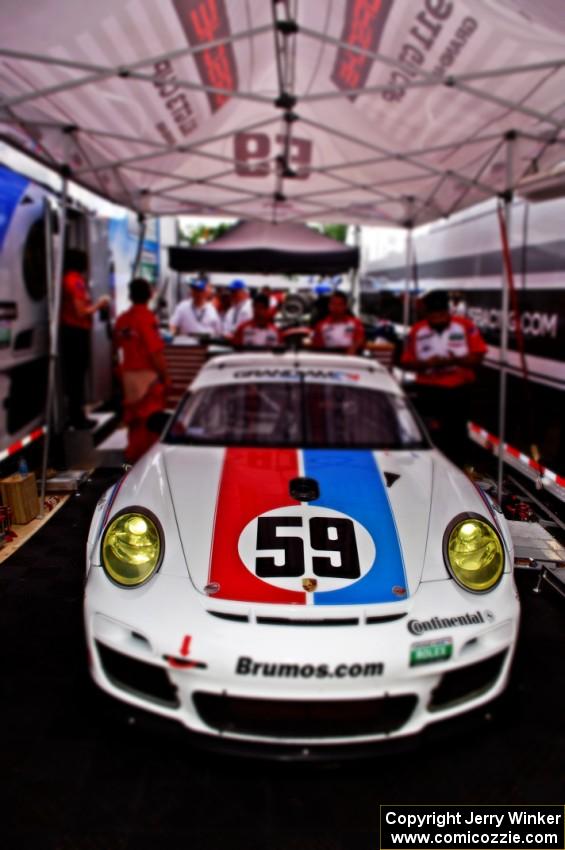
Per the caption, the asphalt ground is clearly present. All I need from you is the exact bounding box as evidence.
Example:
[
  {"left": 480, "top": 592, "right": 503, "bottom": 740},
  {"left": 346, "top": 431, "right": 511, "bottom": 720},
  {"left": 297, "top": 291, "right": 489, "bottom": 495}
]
[{"left": 0, "top": 469, "right": 563, "bottom": 850}]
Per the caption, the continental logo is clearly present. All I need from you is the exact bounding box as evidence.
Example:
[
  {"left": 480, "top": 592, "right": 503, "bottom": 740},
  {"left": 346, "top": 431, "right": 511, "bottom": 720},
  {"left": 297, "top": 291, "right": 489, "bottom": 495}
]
[{"left": 407, "top": 610, "right": 495, "bottom": 636}]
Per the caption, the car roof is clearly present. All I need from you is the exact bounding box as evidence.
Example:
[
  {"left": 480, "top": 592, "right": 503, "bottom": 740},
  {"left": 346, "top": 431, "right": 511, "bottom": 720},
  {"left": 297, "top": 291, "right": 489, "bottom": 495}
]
[{"left": 191, "top": 351, "right": 403, "bottom": 395}]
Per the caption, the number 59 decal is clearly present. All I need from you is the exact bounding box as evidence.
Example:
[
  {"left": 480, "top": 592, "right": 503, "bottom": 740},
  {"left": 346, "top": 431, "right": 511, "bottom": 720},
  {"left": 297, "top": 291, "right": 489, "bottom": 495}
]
[{"left": 238, "top": 506, "right": 376, "bottom": 594}]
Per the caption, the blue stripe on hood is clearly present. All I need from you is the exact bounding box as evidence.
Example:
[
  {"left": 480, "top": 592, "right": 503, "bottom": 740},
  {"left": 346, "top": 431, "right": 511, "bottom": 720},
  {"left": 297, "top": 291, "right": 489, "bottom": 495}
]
[{"left": 302, "top": 450, "right": 407, "bottom": 605}]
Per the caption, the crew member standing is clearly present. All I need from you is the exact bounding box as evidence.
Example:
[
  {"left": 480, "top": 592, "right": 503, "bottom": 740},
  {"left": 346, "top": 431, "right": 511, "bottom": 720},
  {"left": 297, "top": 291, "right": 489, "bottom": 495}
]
[
  {"left": 115, "top": 278, "right": 170, "bottom": 463},
  {"left": 259, "top": 285, "right": 282, "bottom": 319},
  {"left": 60, "top": 248, "right": 109, "bottom": 429},
  {"left": 170, "top": 278, "right": 222, "bottom": 337},
  {"left": 400, "top": 289, "right": 487, "bottom": 464},
  {"left": 223, "top": 279, "right": 253, "bottom": 338},
  {"left": 232, "top": 294, "right": 282, "bottom": 348},
  {"left": 312, "top": 290, "right": 365, "bottom": 354},
  {"left": 309, "top": 280, "right": 332, "bottom": 327}
]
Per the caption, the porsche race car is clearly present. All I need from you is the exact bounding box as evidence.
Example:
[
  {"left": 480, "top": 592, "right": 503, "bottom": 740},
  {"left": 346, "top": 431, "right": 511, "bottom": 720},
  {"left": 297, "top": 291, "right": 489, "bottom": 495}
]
[{"left": 85, "top": 352, "right": 519, "bottom": 752}]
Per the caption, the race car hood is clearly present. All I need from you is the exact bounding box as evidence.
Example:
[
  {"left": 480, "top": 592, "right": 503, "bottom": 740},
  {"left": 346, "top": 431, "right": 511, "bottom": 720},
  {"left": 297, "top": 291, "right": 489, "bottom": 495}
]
[{"left": 162, "top": 445, "right": 436, "bottom": 607}]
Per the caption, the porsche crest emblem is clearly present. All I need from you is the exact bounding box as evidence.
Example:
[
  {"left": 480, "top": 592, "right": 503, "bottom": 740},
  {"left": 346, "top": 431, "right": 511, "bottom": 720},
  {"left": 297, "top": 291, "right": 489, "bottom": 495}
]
[{"left": 302, "top": 578, "right": 318, "bottom": 593}]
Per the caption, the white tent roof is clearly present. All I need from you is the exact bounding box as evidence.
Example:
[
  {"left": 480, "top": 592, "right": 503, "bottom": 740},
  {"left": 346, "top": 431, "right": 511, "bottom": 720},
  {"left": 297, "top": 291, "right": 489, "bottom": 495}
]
[{"left": 1, "top": 0, "right": 565, "bottom": 227}]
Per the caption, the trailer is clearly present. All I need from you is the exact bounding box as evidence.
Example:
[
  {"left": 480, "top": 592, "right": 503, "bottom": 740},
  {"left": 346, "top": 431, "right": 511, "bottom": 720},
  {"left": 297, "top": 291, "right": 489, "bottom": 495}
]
[
  {"left": 361, "top": 196, "right": 565, "bottom": 481},
  {"left": 0, "top": 159, "right": 161, "bottom": 458}
]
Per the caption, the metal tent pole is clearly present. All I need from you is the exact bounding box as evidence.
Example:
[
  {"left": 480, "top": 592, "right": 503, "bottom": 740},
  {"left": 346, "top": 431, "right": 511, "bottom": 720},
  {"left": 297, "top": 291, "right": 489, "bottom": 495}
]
[
  {"left": 403, "top": 227, "right": 413, "bottom": 333},
  {"left": 299, "top": 115, "right": 495, "bottom": 198},
  {"left": 39, "top": 166, "right": 69, "bottom": 516},
  {"left": 497, "top": 133, "right": 515, "bottom": 503},
  {"left": 297, "top": 27, "right": 565, "bottom": 133},
  {"left": 132, "top": 213, "right": 147, "bottom": 277},
  {"left": 73, "top": 115, "right": 281, "bottom": 177},
  {"left": 350, "top": 224, "right": 361, "bottom": 313},
  {"left": 0, "top": 27, "right": 274, "bottom": 110}
]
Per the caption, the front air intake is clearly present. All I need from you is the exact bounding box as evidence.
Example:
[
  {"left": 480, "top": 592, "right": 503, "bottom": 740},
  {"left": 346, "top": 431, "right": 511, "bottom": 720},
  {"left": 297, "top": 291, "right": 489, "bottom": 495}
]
[
  {"left": 429, "top": 650, "right": 508, "bottom": 711},
  {"left": 96, "top": 642, "right": 179, "bottom": 708},
  {"left": 193, "top": 693, "right": 417, "bottom": 738}
]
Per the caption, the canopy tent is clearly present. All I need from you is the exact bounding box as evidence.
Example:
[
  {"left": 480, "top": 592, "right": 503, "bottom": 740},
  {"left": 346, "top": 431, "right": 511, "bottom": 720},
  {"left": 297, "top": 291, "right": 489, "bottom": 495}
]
[
  {"left": 169, "top": 219, "right": 359, "bottom": 273},
  {"left": 2, "top": 0, "right": 565, "bottom": 502},
  {"left": 0, "top": 0, "right": 565, "bottom": 227}
]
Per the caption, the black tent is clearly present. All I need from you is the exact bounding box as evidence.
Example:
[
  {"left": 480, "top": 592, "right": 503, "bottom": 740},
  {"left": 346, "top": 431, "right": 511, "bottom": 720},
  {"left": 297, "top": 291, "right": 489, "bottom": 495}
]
[{"left": 169, "top": 220, "right": 359, "bottom": 276}]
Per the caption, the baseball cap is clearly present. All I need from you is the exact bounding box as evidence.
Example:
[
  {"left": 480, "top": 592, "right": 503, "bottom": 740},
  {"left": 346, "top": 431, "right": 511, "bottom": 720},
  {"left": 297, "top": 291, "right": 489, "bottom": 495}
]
[
  {"left": 229, "top": 279, "right": 247, "bottom": 291},
  {"left": 190, "top": 278, "right": 207, "bottom": 290},
  {"left": 314, "top": 282, "right": 332, "bottom": 295}
]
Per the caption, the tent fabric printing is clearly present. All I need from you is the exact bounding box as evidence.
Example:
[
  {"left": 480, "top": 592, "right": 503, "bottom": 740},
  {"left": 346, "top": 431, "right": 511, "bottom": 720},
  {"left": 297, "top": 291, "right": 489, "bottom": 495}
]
[{"left": 1, "top": 0, "right": 565, "bottom": 227}]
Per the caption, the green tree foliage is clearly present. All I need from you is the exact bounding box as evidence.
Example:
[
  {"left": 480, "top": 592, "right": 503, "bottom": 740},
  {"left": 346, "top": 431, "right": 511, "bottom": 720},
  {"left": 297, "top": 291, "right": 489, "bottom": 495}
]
[
  {"left": 316, "top": 223, "right": 348, "bottom": 243},
  {"left": 178, "top": 222, "right": 232, "bottom": 245}
]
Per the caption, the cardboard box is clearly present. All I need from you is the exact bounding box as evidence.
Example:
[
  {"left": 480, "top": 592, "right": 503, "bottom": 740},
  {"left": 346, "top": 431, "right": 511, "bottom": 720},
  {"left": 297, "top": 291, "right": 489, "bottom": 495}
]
[{"left": 0, "top": 472, "right": 40, "bottom": 524}]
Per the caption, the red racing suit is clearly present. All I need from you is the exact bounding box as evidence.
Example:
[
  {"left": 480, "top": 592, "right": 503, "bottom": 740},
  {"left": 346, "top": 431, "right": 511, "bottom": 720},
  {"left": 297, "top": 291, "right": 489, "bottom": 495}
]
[
  {"left": 401, "top": 316, "right": 487, "bottom": 387},
  {"left": 232, "top": 319, "right": 281, "bottom": 348},
  {"left": 312, "top": 315, "right": 365, "bottom": 352},
  {"left": 114, "top": 304, "right": 166, "bottom": 463}
]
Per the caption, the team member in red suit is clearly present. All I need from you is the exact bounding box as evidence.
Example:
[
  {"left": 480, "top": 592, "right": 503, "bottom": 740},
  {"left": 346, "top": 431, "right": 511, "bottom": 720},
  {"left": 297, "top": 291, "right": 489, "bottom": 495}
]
[
  {"left": 258, "top": 285, "right": 283, "bottom": 320},
  {"left": 232, "top": 294, "right": 282, "bottom": 348},
  {"left": 400, "top": 289, "right": 487, "bottom": 464},
  {"left": 114, "top": 278, "right": 170, "bottom": 463},
  {"left": 312, "top": 291, "right": 365, "bottom": 354},
  {"left": 60, "top": 249, "right": 109, "bottom": 429}
]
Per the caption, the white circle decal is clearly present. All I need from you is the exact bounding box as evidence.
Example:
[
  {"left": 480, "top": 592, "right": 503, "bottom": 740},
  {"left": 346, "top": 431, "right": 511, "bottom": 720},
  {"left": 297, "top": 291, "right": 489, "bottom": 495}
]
[{"left": 238, "top": 505, "right": 376, "bottom": 594}]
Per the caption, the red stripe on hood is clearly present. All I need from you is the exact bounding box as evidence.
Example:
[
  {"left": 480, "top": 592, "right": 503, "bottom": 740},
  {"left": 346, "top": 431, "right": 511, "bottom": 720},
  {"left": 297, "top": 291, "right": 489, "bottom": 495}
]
[{"left": 208, "top": 448, "right": 305, "bottom": 604}]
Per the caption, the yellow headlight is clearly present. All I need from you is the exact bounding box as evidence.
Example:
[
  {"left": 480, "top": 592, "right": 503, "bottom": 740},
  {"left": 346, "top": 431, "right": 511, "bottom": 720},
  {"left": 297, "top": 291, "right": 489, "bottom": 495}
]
[
  {"left": 445, "top": 516, "right": 504, "bottom": 592},
  {"left": 102, "top": 510, "right": 162, "bottom": 587}
]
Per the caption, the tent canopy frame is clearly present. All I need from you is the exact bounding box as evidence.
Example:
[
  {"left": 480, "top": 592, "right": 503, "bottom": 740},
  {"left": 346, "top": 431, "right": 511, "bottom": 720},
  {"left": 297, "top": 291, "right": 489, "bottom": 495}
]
[{"left": 3, "top": 0, "right": 564, "bottom": 491}]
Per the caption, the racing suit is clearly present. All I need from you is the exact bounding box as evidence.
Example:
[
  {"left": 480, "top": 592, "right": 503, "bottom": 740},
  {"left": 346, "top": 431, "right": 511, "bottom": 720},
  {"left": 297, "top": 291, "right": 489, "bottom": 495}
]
[{"left": 114, "top": 304, "right": 167, "bottom": 463}]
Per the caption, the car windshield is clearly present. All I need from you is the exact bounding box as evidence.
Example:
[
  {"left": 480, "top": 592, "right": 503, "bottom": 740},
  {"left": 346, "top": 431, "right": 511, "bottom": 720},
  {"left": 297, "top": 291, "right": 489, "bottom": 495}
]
[{"left": 165, "top": 380, "right": 427, "bottom": 449}]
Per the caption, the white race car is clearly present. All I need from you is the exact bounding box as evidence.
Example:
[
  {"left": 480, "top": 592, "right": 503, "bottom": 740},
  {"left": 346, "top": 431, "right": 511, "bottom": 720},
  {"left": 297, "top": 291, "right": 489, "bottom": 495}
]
[{"left": 85, "top": 352, "right": 519, "bottom": 753}]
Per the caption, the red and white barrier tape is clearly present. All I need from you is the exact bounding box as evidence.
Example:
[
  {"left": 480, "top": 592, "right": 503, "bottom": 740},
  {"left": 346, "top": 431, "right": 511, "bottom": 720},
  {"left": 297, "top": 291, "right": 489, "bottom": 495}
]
[
  {"left": 0, "top": 426, "right": 46, "bottom": 463},
  {"left": 468, "top": 422, "right": 565, "bottom": 490}
]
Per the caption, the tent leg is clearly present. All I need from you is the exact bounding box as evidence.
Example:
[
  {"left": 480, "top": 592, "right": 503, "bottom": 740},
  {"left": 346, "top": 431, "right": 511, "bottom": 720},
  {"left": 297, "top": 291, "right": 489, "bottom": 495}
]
[
  {"left": 497, "top": 138, "right": 514, "bottom": 503},
  {"left": 39, "top": 172, "right": 68, "bottom": 516},
  {"left": 132, "top": 213, "right": 147, "bottom": 276},
  {"left": 402, "top": 228, "right": 413, "bottom": 333},
  {"left": 350, "top": 224, "right": 361, "bottom": 313}
]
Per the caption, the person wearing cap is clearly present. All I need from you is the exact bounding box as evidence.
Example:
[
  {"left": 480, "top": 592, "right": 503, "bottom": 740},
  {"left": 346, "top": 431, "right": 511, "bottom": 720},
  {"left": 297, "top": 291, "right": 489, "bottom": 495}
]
[
  {"left": 214, "top": 286, "right": 232, "bottom": 325},
  {"left": 312, "top": 290, "right": 365, "bottom": 354},
  {"left": 114, "top": 278, "right": 170, "bottom": 463},
  {"left": 400, "top": 288, "right": 487, "bottom": 464},
  {"left": 233, "top": 294, "right": 282, "bottom": 349},
  {"left": 222, "top": 279, "right": 253, "bottom": 337},
  {"left": 170, "top": 278, "right": 222, "bottom": 338},
  {"left": 309, "top": 280, "right": 333, "bottom": 327}
]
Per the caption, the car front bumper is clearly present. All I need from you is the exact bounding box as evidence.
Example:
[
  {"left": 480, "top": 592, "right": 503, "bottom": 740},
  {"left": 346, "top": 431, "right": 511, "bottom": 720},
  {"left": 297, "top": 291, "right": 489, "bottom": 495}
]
[{"left": 85, "top": 566, "right": 520, "bottom": 749}]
